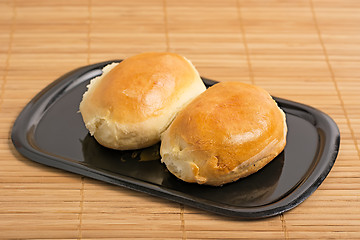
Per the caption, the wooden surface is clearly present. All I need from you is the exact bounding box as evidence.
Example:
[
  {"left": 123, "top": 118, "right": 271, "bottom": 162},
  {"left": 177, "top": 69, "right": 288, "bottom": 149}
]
[{"left": 1, "top": 0, "right": 359, "bottom": 239}]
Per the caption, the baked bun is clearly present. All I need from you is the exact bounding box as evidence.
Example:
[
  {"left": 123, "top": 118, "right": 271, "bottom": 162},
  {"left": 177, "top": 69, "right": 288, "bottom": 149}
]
[
  {"left": 79, "top": 52, "right": 206, "bottom": 150},
  {"left": 160, "top": 82, "right": 287, "bottom": 186}
]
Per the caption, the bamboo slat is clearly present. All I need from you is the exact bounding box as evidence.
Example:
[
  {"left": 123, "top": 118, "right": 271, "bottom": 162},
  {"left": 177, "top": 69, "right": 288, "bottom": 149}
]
[{"left": 1, "top": 0, "right": 359, "bottom": 239}]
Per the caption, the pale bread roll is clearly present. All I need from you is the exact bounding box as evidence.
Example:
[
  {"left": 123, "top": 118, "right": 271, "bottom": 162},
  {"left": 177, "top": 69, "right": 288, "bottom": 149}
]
[
  {"left": 79, "top": 52, "right": 206, "bottom": 150},
  {"left": 160, "top": 82, "right": 287, "bottom": 186}
]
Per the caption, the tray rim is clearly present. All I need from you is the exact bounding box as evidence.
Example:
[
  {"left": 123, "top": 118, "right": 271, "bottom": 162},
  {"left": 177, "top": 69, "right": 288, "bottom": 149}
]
[{"left": 11, "top": 61, "right": 340, "bottom": 219}]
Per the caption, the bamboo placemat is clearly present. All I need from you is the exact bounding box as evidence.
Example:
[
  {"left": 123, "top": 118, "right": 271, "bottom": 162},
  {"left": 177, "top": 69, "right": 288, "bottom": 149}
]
[{"left": 1, "top": 0, "right": 359, "bottom": 239}]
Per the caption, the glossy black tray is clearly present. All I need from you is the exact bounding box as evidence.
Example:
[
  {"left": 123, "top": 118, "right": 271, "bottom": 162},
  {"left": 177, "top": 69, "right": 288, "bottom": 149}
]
[{"left": 11, "top": 60, "right": 340, "bottom": 219}]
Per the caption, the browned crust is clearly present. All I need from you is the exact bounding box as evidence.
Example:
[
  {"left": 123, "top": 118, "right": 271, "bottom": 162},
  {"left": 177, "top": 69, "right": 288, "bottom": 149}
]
[
  {"left": 161, "top": 81, "right": 287, "bottom": 186},
  {"left": 83, "top": 52, "right": 200, "bottom": 123}
]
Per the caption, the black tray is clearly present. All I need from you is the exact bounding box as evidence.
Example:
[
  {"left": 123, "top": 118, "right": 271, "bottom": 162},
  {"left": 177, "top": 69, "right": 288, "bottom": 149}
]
[{"left": 11, "top": 61, "right": 340, "bottom": 219}]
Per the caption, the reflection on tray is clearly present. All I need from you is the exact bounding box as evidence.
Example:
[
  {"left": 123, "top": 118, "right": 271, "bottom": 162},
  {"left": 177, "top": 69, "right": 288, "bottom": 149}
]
[
  {"left": 81, "top": 134, "right": 285, "bottom": 207},
  {"left": 81, "top": 134, "right": 168, "bottom": 185}
]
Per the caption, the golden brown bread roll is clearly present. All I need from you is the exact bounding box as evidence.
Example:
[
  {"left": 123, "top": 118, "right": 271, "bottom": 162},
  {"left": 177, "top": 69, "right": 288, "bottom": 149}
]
[
  {"left": 79, "top": 52, "right": 206, "bottom": 150},
  {"left": 160, "top": 81, "right": 287, "bottom": 186}
]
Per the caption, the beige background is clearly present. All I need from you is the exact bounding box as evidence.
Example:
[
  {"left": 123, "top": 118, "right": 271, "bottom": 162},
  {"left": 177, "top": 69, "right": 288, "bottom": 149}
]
[{"left": 0, "top": 0, "right": 359, "bottom": 239}]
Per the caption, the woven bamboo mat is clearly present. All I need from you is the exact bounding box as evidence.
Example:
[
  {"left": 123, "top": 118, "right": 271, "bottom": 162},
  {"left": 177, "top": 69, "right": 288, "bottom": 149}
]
[{"left": 1, "top": 0, "right": 359, "bottom": 239}]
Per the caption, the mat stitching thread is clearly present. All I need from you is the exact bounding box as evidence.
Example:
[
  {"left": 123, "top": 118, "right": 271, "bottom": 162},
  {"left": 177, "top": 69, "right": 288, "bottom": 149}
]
[
  {"left": 163, "top": 0, "right": 170, "bottom": 52},
  {"left": 78, "top": 177, "right": 85, "bottom": 240},
  {"left": 87, "top": 0, "right": 92, "bottom": 65},
  {"left": 0, "top": 0, "right": 16, "bottom": 112},
  {"left": 310, "top": 0, "right": 360, "bottom": 160},
  {"left": 280, "top": 213, "right": 289, "bottom": 239},
  {"left": 236, "top": 0, "right": 255, "bottom": 85},
  {"left": 180, "top": 204, "right": 186, "bottom": 240}
]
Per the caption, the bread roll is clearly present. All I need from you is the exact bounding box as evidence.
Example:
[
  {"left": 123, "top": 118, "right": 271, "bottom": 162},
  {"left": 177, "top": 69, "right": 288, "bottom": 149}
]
[
  {"left": 79, "top": 52, "right": 206, "bottom": 150},
  {"left": 160, "top": 82, "right": 287, "bottom": 186}
]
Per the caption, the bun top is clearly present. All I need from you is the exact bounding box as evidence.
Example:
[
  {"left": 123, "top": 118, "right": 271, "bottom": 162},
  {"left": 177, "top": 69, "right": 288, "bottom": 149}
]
[
  {"left": 164, "top": 81, "right": 286, "bottom": 174},
  {"left": 81, "top": 52, "right": 202, "bottom": 124}
]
